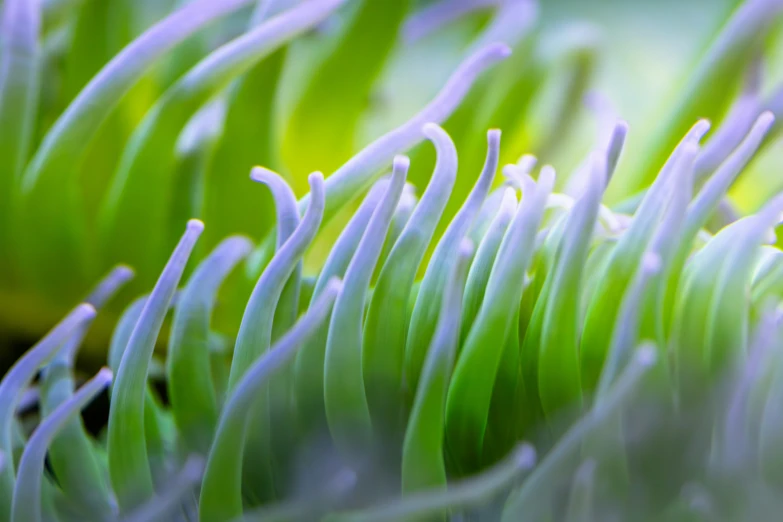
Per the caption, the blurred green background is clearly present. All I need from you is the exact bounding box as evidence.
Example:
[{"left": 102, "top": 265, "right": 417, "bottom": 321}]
[{"left": 2, "top": 0, "right": 777, "bottom": 370}]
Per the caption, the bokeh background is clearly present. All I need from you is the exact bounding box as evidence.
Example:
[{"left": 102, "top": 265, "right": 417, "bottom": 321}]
[{"left": 2, "top": 0, "right": 776, "bottom": 373}]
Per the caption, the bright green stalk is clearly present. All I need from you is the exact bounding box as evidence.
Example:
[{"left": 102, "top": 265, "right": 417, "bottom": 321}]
[
  {"left": 402, "top": 238, "right": 473, "bottom": 494},
  {"left": 40, "top": 266, "right": 131, "bottom": 520},
  {"left": 11, "top": 369, "right": 112, "bottom": 522},
  {"left": 167, "top": 236, "right": 251, "bottom": 456},
  {"left": 364, "top": 123, "right": 457, "bottom": 431},
  {"left": 446, "top": 165, "right": 553, "bottom": 471},
  {"left": 537, "top": 154, "right": 606, "bottom": 419},
  {"left": 228, "top": 173, "right": 324, "bottom": 388},
  {"left": 0, "top": 303, "right": 95, "bottom": 522},
  {"left": 405, "top": 129, "right": 500, "bottom": 399},
  {"left": 324, "top": 156, "right": 408, "bottom": 461},
  {"left": 108, "top": 219, "right": 203, "bottom": 512},
  {"left": 460, "top": 187, "right": 517, "bottom": 344},
  {"left": 580, "top": 121, "right": 708, "bottom": 392},
  {"left": 199, "top": 280, "right": 341, "bottom": 522},
  {"left": 293, "top": 178, "right": 387, "bottom": 432}
]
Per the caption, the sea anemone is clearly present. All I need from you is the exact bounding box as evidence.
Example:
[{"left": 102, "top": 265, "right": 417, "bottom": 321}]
[{"left": 4, "top": 0, "right": 783, "bottom": 521}]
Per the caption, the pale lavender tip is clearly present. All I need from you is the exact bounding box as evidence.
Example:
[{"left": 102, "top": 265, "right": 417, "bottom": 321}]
[
  {"left": 636, "top": 343, "right": 658, "bottom": 367},
  {"left": 514, "top": 443, "right": 537, "bottom": 469},
  {"left": 187, "top": 219, "right": 205, "bottom": 233},
  {"left": 325, "top": 277, "right": 344, "bottom": 295},
  {"left": 77, "top": 303, "right": 98, "bottom": 320},
  {"left": 458, "top": 238, "right": 475, "bottom": 259},
  {"left": 758, "top": 110, "right": 776, "bottom": 128},
  {"left": 487, "top": 128, "right": 502, "bottom": 145},
  {"left": 97, "top": 367, "right": 114, "bottom": 384},
  {"left": 249, "top": 166, "right": 270, "bottom": 182},
  {"left": 393, "top": 155, "right": 411, "bottom": 172},
  {"left": 422, "top": 122, "right": 442, "bottom": 136}
]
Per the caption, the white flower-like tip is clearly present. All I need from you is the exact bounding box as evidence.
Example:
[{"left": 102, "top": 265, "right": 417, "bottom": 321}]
[
  {"left": 615, "top": 120, "right": 630, "bottom": 137},
  {"left": 325, "top": 277, "right": 344, "bottom": 296},
  {"left": 96, "top": 367, "right": 114, "bottom": 386},
  {"left": 642, "top": 252, "right": 662, "bottom": 274},
  {"left": 545, "top": 193, "right": 575, "bottom": 211},
  {"left": 422, "top": 122, "right": 444, "bottom": 138},
  {"left": 458, "top": 238, "right": 475, "bottom": 259},
  {"left": 186, "top": 219, "right": 205, "bottom": 233},
  {"left": 636, "top": 343, "right": 658, "bottom": 367},
  {"left": 690, "top": 119, "right": 712, "bottom": 144},
  {"left": 77, "top": 302, "right": 98, "bottom": 321},
  {"left": 500, "top": 187, "right": 518, "bottom": 211},
  {"left": 402, "top": 182, "right": 418, "bottom": 199},
  {"left": 758, "top": 110, "right": 775, "bottom": 129},
  {"left": 393, "top": 155, "right": 411, "bottom": 172},
  {"left": 114, "top": 264, "right": 135, "bottom": 282},
  {"left": 516, "top": 154, "right": 537, "bottom": 173},
  {"left": 513, "top": 443, "right": 537, "bottom": 470},
  {"left": 502, "top": 165, "right": 535, "bottom": 194},
  {"left": 249, "top": 166, "right": 275, "bottom": 184},
  {"left": 494, "top": 43, "right": 512, "bottom": 58},
  {"left": 487, "top": 128, "right": 502, "bottom": 147}
]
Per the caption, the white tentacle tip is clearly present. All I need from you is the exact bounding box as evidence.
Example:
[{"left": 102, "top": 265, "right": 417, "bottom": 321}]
[
  {"left": 642, "top": 252, "right": 662, "bottom": 274},
  {"left": 487, "top": 128, "right": 502, "bottom": 146},
  {"left": 225, "top": 235, "right": 255, "bottom": 255},
  {"left": 758, "top": 110, "right": 775, "bottom": 128},
  {"left": 513, "top": 443, "right": 537, "bottom": 470},
  {"left": 325, "top": 277, "right": 344, "bottom": 296},
  {"left": 76, "top": 303, "right": 98, "bottom": 321},
  {"left": 500, "top": 187, "right": 519, "bottom": 211},
  {"left": 693, "top": 119, "right": 712, "bottom": 139},
  {"left": 393, "top": 155, "right": 411, "bottom": 172},
  {"left": 97, "top": 367, "right": 114, "bottom": 386},
  {"left": 503, "top": 165, "right": 536, "bottom": 195},
  {"left": 636, "top": 343, "right": 658, "bottom": 367},
  {"left": 422, "top": 122, "right": 443, "bottom": 137},
  {"left": 516, "top": 154, "right": 538, "bottom": 173},
  {"left": 491, "top": 42, "right": 513, "bottom": 58},
  {"left": 614, "top": 120, "right": 630, "bottom": 137},
  {"left": 309, "top": 171, "right": 325, "bottom": 185},
  {"left": 187, "top": 219, "right": 205, "bottom": 233},
  {"left": 458, "top": 238, "right": 475, "bottom": 259},
  {"left": 249, "top": 166, "right": 275, "bottom": 184},
  {"left": 113, "top": 264, "right": 135, "bottom": 281}
]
